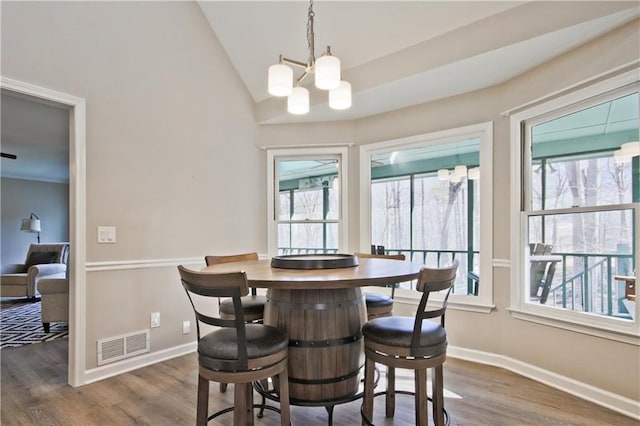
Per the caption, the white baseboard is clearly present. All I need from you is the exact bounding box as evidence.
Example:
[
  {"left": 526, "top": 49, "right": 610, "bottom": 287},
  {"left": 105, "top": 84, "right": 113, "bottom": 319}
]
[
  {"left": 448, "top": 345, "right": 640, "bottom": 421},
  {"left": 83, "top": 341, "right": 197, "bottom": 385},
  {"left": 81, "top": 341, "right": 638, "bottom": 420}
]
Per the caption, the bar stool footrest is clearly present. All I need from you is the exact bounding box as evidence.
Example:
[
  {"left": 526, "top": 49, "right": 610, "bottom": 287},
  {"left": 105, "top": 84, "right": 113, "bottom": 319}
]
[{"left": 207, "top": 403, "right": 282, "bottom": 423}]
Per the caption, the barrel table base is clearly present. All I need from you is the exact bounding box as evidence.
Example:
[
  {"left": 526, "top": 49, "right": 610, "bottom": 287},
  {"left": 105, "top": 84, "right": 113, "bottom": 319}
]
[{"left": 264, "top": 287, "right": 367, "bottom": 404}]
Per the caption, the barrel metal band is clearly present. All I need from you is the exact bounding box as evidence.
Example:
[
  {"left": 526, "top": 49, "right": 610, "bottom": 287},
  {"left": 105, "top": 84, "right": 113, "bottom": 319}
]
[
  {"left": 288, "top": 366, "right": 362, "bottom": 385},
  {"left": 268, "top": 296, "right": 363, "bottom": 310},
  {"left": 288, "top": 332, "right": 363, "bottom": 348}
]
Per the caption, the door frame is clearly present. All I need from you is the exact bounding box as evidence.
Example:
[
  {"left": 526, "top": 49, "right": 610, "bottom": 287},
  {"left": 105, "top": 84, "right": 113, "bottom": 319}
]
[{"left": 1, "top": 77, "right": 87, "bottom": 386}]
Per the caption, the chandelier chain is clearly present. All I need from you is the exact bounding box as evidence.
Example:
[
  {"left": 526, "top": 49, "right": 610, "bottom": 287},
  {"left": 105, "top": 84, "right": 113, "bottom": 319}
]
[{"left": 307, "top": 0, "right": 315, "bottom": 68}]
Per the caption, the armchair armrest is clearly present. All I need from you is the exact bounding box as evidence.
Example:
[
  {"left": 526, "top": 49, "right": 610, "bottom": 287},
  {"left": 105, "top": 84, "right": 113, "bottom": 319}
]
[
  {"left": 27, "top": 263, "right": 67, "bottom": 297},
  {"left": 28, "top": 263, "right": 67, "bottom": 277}
]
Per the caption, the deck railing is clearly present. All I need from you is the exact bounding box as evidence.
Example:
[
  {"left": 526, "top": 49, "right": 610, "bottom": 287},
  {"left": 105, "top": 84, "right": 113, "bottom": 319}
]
[
  {"left": 278, "top": 247, "right": 634, "bottom": 318},
  {"left": 546, "top": 252, "right": 633, "bottom": 318}
]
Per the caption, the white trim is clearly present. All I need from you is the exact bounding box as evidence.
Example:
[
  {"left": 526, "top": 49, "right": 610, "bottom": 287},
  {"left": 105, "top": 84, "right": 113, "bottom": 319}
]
[
  {"left": 509, "top": 68, "right": 640, "bottom": 339},
  {"left": 266, "top": 146, "right": 349, "bottom": 256},
  {"left": 359, "top": 122, "right": 494, "bottom": 307},
  {"left": 492, "top": 258, "right": 510, "bottom": 268},
  {"left": 87, "top": 257, "right": 203, "bottom": 272},
  {"left": 508, "top": 308, "right": 639, "bottom": 345},
  {"left": 259, "top": 142, "right": 354, "bottom": 150},
  {"left": 448, "top": 345, "right": 640, "bottom": 421},
  {"left": 1, "top": 77, "right": 87, "bottom": 387},
  {"left": 394, "top": 296, "right": 495, "bottom": 314},
  {"left": 500, "top": 60, "right": 640, "bottom": 117},
  {"left": 84, "top": 341, "right": 197, "bottom": 385}
]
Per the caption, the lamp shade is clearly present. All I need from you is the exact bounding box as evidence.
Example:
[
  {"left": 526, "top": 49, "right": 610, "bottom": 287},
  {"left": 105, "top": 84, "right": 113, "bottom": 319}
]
[
  {"left": 437, "top": 169, "right": 449, "bottom": 180},
  {"left": 268, "top": 64, "right": 293, "bottom": 97},
  {"left": 329, "top": 81, "right": 352, "bottom": 110},
  {"left": 287, "top": 87, "right": 310, "bottom": 115},
  {"left": 21, "top": 217, "right": 41, "bottom": 233},
  {"left": 315, "top": 55, "right": 341, "bottom": 90},
  {"left": 454, "top": 165, "right": 468, "bottom": 177},
  {"left": 468, "top": 167, "right": 480, "bottom": 180},
  {"left": 621, "top": 141, "right": 640, "bottom": 157}
]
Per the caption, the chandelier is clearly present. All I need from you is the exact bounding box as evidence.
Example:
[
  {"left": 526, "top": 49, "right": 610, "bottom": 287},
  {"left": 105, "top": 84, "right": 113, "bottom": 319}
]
[{"left": 267, "top": 0, "right": 351, "bottom": 115}]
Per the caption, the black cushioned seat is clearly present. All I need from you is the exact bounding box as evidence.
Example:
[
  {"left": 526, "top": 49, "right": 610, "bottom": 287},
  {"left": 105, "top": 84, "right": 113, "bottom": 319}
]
[
  {"left": 364, "top": 293, "right": 393, "bottom": 308},
  {"left": 219, "top": 294, "right": 268, "bottom": 318},
  {"left": 363, "top": 316, "right": 447, "bottom": 356},
  {"left": 199, "top": 323, "right": 288, "bottom": 368}
]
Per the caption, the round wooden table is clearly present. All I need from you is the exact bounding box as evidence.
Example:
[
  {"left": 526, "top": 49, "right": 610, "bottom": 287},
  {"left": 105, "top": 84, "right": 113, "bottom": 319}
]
[{"left": 203, "top": 257, "right": 422, "bottom": 407}]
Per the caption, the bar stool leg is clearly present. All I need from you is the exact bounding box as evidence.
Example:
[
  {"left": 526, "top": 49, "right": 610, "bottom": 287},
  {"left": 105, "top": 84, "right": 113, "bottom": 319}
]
[
  {"left": 278, "top": 367, "right": 291, "bottom": 426},
  {"left": 415, "top": 369, "right": 428, "bottom": 426},
  {"left": 432, "top": 365, "right": 445, "bottom": 426},
  {"left": 362, "top": 356, "right": 375, "bottom": 425},
  {"left": 385, "top": 366, "right": 395, "bottom": 418},
  {"left": 196, "top": 375, "right": 209, "bottom": 426},
  {"left": 233, "top": 382, "right": 249, "bottom": 425},
  {"left": 220, "top": 382, "right": 228, "bottom": 393}
]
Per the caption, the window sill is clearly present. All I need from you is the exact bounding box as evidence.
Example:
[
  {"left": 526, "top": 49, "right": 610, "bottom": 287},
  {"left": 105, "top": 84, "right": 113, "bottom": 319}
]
[{"left": 508, "top": 307, "right": 640, "bottom": 345}]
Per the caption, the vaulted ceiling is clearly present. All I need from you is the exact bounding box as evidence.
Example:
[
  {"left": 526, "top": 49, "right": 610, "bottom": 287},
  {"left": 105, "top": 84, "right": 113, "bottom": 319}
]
[
  {"left": 198, "top": 1, "right": 639, "bottom": 124},
  {"left": 2, "top": 1, "right": 638, "bottom": 183}
]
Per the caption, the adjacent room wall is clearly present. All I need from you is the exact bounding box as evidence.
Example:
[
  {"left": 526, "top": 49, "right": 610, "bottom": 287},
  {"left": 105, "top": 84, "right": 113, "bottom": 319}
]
[{"left": 1, "top": 177, "right": 69, "bottom": 266}]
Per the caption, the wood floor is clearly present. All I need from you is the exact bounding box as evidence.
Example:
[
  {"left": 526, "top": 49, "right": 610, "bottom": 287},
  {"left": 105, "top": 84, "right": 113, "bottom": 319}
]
[{"left": 1, "top": 339, "right": 635, "bottom": 426}]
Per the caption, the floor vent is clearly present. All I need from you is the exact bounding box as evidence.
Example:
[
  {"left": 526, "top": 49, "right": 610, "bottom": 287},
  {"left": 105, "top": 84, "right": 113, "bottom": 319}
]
[{"left": 97, "top": 329, "right": 150, "bottom": 366}]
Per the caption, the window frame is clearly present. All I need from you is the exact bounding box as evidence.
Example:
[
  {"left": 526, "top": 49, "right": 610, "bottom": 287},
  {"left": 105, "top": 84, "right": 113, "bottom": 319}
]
[
  {"left": 509, "top": 69, "right": 640, "bottom": 343},
  {"left": 359, "top": 122, "right": 494, "bottom": 313},
  {"left": 267, "top": 146, "right": 349, "bottom": 256}
]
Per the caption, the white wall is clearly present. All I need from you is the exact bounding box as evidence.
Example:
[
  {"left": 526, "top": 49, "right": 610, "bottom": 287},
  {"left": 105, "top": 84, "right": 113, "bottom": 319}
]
[
  {"left": 1, "top": 177, "right": 69, "bottom": 266},
  {"left": 1, "top": 1, "right": 264, "bottom": 369},
  {"left": 257, "top": 19, "right": 640, "bottom": 406}
]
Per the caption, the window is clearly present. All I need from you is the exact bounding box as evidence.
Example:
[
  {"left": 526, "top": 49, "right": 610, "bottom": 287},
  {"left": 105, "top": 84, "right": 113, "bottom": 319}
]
[
  {"left": 510, "top": 69, "right": 639, "bottom": 340},
  {"left": 267, "top": 147, "right": 348, "bottom": 256},
  {"left": 360, "top": 123, "right": 493, "bottom": 311}
]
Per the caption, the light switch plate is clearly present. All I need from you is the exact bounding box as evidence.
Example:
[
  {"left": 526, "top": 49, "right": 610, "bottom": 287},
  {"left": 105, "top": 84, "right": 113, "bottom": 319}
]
[{"left": 97, "top": 226, "right": 116, "bottom": 243}]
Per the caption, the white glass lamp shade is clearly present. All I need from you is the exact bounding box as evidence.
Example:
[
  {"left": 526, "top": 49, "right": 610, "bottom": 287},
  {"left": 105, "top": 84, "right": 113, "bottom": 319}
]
[
  {"left": 268, "top": 64, "right": 293, "bottom": 97},
  {"left": 621, "top": 141, "right": 640, "bottom": 157},
  {"left": 614, "top": 148, "right": 631, "bottom": 164},
  {"left": 315, "top": 55, "right": 341, "bottom": 90},
  {"left": 454, "top": 165, "right": 468, "bottom": 177},
  {"left": 437, "top": 169, "right": 449, "bottom": 180},
  {"left": 287, "top": 87, "right": 310, "bottom": 115},
  {"left": 468, "top": 167, "right": 480, "bottom": 180},
  {"left": 21, "top": 218, "right": 41, "bottom": 233},
  {"left": 329, "top": 81, "right": 352, "bottom": 110}
]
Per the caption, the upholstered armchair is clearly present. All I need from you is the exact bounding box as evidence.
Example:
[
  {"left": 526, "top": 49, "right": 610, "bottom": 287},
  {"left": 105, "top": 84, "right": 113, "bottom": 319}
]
[
  {"left": 39, "top": 277, "right": 69, "bottom": 332},
  {"left": 0, "top": 243, "right": 69, "bottom": 299}
]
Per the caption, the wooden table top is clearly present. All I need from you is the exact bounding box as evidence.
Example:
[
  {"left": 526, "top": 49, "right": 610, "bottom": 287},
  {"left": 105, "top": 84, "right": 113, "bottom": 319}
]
[{"left": 201, "top": 257, "right": 423, "bottom": 290}]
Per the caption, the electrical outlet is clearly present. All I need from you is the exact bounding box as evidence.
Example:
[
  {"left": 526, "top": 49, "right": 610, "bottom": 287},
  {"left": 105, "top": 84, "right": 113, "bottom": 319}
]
[
  {"left": 182, "top": 321, "right": 190, "bottom": 334},
  {"left": 150, "top": 312, "right": 160, "bottom": 328}
]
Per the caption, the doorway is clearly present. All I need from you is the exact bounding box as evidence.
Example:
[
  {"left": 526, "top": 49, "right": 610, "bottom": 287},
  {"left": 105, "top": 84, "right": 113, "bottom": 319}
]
[{"left": 1, "top": 77, "right": 87, "bottom": 387}]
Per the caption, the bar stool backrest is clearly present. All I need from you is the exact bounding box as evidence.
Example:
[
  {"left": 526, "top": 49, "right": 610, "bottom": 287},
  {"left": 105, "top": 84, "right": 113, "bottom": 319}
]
[
  {"left": 411, "top": 259, "right": 459, "bottom": 357},
  {"left": 204, "top": 252, "right": 259, "bottom": 296},
  {"left": 178, "top": 265, "right": 251, "bottom": 369}
]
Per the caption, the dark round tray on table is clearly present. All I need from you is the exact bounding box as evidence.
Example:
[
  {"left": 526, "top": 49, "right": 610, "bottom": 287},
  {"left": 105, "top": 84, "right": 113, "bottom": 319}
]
[{"left": 271, "top": 253, "right": 359, "bottom": 270}]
